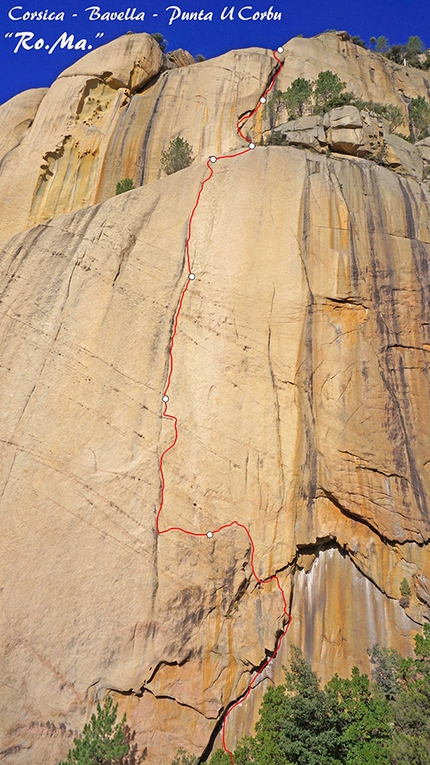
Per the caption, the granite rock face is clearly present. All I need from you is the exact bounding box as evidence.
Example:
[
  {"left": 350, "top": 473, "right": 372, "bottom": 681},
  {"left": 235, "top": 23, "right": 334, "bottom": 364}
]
[
  {"left": 1, "top": 29, "right": 430, "bottom": 765},
  {"left": 272, "top": 104, "right": 425, "bottom": 180},
  {"left": 1, "top": 30, "right": 430, "bottom": 243},
  {"left": 1, "top": 146, "right": 430, "bottom": 764}
]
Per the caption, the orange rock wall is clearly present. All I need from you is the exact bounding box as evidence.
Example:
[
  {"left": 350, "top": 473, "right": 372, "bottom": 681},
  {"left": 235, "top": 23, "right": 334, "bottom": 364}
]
[
  {"left": 1, "top": 147, "right": 429, "bottom": 763},
  {"left": 1, "top": 29, "right": 430, "bottom": 765}
]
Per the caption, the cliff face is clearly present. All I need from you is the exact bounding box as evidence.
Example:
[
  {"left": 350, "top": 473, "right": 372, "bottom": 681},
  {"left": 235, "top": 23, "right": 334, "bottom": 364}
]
[
  {"left": 1, "top": 31, "right": 430, "bottom": 244},
  {"left": 1, "top": 31, "right": 430, "bottom": 765}
]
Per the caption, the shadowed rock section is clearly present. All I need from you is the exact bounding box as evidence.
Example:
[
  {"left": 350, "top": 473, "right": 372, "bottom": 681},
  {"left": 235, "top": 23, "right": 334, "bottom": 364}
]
[{"left": 0, "top": 146, "right": 429, "bottom": 764}]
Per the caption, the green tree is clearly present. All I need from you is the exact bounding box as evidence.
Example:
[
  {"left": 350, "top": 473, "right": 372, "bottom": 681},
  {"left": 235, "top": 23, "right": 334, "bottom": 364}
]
[
  {"left": 314, "top": 70, "right": 350, "bottom": 113},
  {"left": 405, "top": 36, "right": 425, "bottom": 66},
  {"left": 353, "top": 100, "right": 404, "bottom": 131},
  {"left": 368, "top": 644, "right": 403, "bottom": 700},
  {"left": 151, "top": 32, "right": 167, "bottom": 52},
  {"left": 391, "top": 625, "right": 430, "bottom": 764},
  {"left": 115, "top": 178, "right": 134, "bottom": 195},
  {"left": 208, "top": 748, "right": 231, "bottom": 764},
  {"left": 171, "top": 748, "right": 198, "bottom": 765},
  {"left": 400, "top": 578, "right": 412, "bottom": 597},
  {"left": 160, "top": 136, "right": 195, "bottom": 175},
  {"left": 381, "top": 104, "right": 404, "bottom": 131},
  {"left": 326, "top": 667, "right": 393, "bottom": 764},
  {"left": 282, "top": 77, "right": 314, "bottom": 119},
  {"left": 267, "top": 88, "right": 287, "bottom": 129},
  {"left": 351, "top": 35, "right": 367, "bottom": 48},
  {"left": 410, "top": 96, "right": 430, "bottom": 140},
  {"left": 375, "top": 36, "right": 390, "bottom": 53},
  {"left": 59, "top": 696, "right": 129, "bottom": 765},
  {"left": 385, "top": 45, "right": 405, "bottom": 64},
  {"left": 235, "top": 646, "right": 343, "bottom": 765}
]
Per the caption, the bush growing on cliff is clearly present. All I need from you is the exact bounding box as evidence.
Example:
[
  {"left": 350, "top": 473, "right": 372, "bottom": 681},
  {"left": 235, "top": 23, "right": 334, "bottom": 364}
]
[
  {"left": 160, "top": 136, "right": 195, "bottom": 175},
  {"left": 151, "top": 32, "right": 168, "bottom": 52},
  {"left": 171, "top": 747, "right": 199, "bottom": 765},
  {"left": 352, "top": 100, "right": 404, "bottom": 131},
  {"left": 115, "top": 178, "right": 134, "bottom": 195},
  {"left": 265, "top": 130, "right": 288, "bottom": 145},
  {"left": 372, "top": 34, "right": 429, "bottom": 69},
  {"left": 410, "top": 96, "right": 430, "bottom": 140},
  {"left": 59, "top": 696, "right": 129, "bottom": 765}
]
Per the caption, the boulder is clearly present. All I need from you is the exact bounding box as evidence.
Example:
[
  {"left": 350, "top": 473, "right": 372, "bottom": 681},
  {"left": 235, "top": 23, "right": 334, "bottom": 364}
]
[
  {"left": 416, "top": 136, "right": 430, "bottom": 163},
  {"left": 280, "top": 114, "right": 324, "bottom": 132},
  {"left": 327, "top": 126, "right": 364, "bottom": 154},
  {"left": 384, "top": 133, "right": 424, "bottom": 180},
  {"left": 283, "top": 130, "right": 324, "bottom": 151},
  {"left": 324, "top": 105, "right": 363, "bottom": 129},
  {"left": 166, "top": 48, "right": 196, "bottom": 68},
  {"left": 59, "top": 32, "right": 166, "bottom": 91},
  {"left": 274, "top": 116, "right": 326, "bottom": 144}
]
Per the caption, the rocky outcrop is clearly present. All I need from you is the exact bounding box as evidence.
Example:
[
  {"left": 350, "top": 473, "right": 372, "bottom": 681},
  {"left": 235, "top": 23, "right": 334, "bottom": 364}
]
[
  {"left": 1, "top": 31, "right": 430, "bottom": 244},
  {"left": 0, "top": 87, "right": 47, "bottom": 158},
  {"left": 0, "top": 33, "right": 195, "bottom": 243},
  {"left": 1, "top": 144, "right": 430, "bottom": 765},
  {"left": 271, "top": 104, "right": 425, "bottom": 181},
  {"left": 276, "top": 30, "right": 430, "bottom": 121}
]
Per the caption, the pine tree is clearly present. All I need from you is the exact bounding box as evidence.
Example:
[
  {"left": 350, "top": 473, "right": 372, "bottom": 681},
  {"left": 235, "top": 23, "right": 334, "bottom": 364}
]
[
  {"left": 234, "top": 646, "right": 343, "bottom": 764},
  {"left": 282, "top": 78, "right": 313, "bottom": 119},
  {"left": 392, "top": 624, "right": 430, "bottom": 764},
  {"left": 314, "top": 71, "right": 349, "bottom": 113},
  {"left": 410, "top": 96, "right": 430, "bottom": 140},
  {"left": 59, "top": 696, "right": 129, "bottom": 765},
  {"left": 208, "top": 749, "right": 231, "bottom": 764},
  {"left": 160, "top": 137, "right": 195, "bottom": 175}
]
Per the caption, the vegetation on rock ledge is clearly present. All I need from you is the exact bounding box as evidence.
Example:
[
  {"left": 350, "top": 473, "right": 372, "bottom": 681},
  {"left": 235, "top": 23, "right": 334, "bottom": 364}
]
[
  {"left": 265, "top": 70, "right": 430, "bottom": 143},
  {"left": 172, "top": 625, "right": 430, "bottom": 765},
  {"left": 115, "top": 178, "right": 135, "bottom": 195},
  {"left": 160, "top": 136, "right": 195, "bottom": 175}
]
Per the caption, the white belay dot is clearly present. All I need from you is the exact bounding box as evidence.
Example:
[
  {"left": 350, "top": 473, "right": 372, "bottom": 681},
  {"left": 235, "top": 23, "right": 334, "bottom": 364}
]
[
  {"left": 260, "top": 96, "right": 266, "bottom": 103},
  {"left": 188, "top": 273, "right": 196, "bottom": 280},
  {"left": 210, "top": 156, "right": 217, "bottom": 163},
  {"left": 206, "top": 531, "right": 214, "bottom": 538},
  {"left": 162, "top": 395, "right": 169, "bottom": 402},
  {"left": 277, "top": 46, "right": 284, "bottom": 53},
  {"left": 249, "top": 142, "right": 256, "bottom": 149}
]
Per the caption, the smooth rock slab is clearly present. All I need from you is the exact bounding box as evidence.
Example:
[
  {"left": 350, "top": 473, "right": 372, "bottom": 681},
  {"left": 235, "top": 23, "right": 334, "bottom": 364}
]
[{"left": 1, "top": 148, "right": 429, "bottom": 764}]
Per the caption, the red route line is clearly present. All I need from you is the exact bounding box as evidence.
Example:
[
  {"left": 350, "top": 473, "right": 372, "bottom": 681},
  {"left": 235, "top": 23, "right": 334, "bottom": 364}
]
[{"left": 155, "top": 48, "right": 292, "bottom": 764}]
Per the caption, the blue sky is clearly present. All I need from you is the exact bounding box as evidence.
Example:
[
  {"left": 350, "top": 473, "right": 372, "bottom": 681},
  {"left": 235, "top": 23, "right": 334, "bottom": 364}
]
[{"left": 1, "top": 0, "right": 429, "bottom": 105}]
